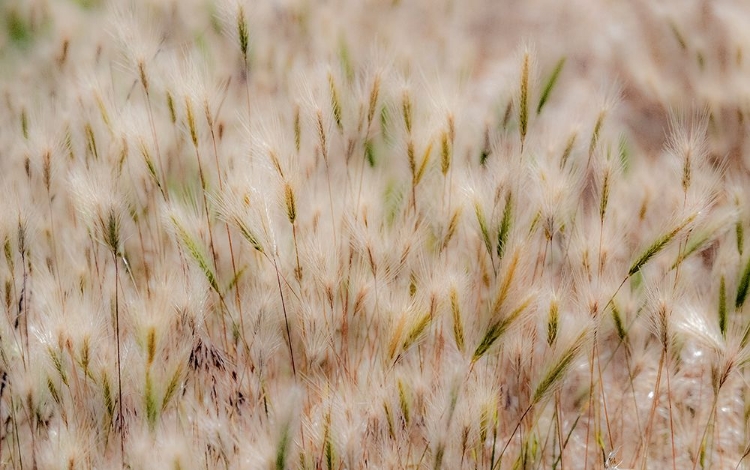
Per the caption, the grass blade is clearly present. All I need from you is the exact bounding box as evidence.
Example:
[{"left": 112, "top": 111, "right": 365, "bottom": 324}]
[{"left": 536, "top": 57, "right": 565, "bottom": 114}]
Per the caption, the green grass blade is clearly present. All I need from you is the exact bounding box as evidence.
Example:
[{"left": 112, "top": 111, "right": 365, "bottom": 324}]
[{"left": 536, "top": 57, "right": 566, "bottom": 114}]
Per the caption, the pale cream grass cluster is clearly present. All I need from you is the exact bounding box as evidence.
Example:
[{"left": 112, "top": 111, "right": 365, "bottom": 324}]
[{"left": 2, "top": 0, "right": 750, "bottom": 469}]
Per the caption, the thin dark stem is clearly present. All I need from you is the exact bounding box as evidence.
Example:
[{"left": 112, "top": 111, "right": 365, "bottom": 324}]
[
  {"left": 555, "top": 392, "right": 565, "bottom": 470},
  {"left": 493, "top": 403, "right": 534, "bottom": 470},
  {"left": 273, "top": 257, "right": 296, "bottom": 377},
  {"left": 594, "top": 340, "right": 614, "bottom": 450},
  {"left": 665, "top": 354, "right": 677, "bottom": 470},
  {"left": 207, "top": 104, "right": 246, "bottom": 356},
  {"left": 584, "top": 342, "right": 596, "bottom": 470},
  {"left": 639, "top": 345, "right": 665, "bottom": 470},
  {"left": 20, "top": 250, "right": 29, "bottom": 371},
  {"left": 693, "top": 392, "right": 720, "bottom": 470},
  {"left": 113, "top": 252, "right": 124, "bottom": 467}
]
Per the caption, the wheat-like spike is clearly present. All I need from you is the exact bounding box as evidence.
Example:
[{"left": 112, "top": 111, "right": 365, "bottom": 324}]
[
  {"left": 491, "top": 249, "right": 520, "bottom": 316},
  {"left": 383, "top": 401, "right": 396, "bottom": 440},
  {"left": 560, "top": 132, "right": 577, "bottom": 169},
  {"left": 101, "top": 207, "right": 120, "bottom": 256},
  {"left": 670, "top": 230, "right": 712, "bottom": 270},
  {"left": 442, "top": 208, "right": 462, "bottom": 251},
  {"left": 611, "top": 302, "right": 627, "bottom": 341},
  {"left": 17, "top": 218, "right": 26, "bottom": 257},
  {"left": 367, "top": 75, "right": 381, "bottom": 126},
  {"left": 402, "top": 89, "right": 413, "bottom": 135},
  {"left": 20, "top": 107, "right": 28, "bottom": 139},
  {"left": 450, "top": 288, "right": 465, "bottom": 352},
  {"left": 532, "top": 328, "right": 588, "bottom": 404},
  {"left": 365, "top": 138, "right": 375, "bottom": 167},
  {"left": 433, "top": 442, "right": 446, "bottom": 470},
  {"left": 473, "top": 296, "right": 532, "bottom": 362},
  {"left": 161, "top": 364, "right": 182, "bottom": 413},
  {"left": 480, "top": 124, "right": 491, "bottom": 165},
  {"left": 42, "top": 150, "right": 51, "bottom": 193},
  {"left": 138, "top": 60, "right": 149, "bottom": 95},
  {"left": 475, "top": 202, "right": 494, "bottom": 264},
  {"left": 102, "top": 370, "right": 114, "bottom": 420},
  {"left": 4, "top": 236, "right": 13, "bottom": 273},
  {"left": 185, "top": 97, "right": 199, "bottom": 148},
  {"left": 589, "top": 110, "right": 606, "bottom": 160},
  {"left": 284, "top": 182, "right": 296, "bottom": 224},
  {"left": 497, "top": 190, "right": 513, "bottom": 259},
  {"left": 47, "top": 376, "right": 61, "bottom": 407},
  {"left": 166, "top": 90, "right": 177, "bottom": 124},
  {"left": 48, "top": 347, "right": 68, "bottom": 386},
  {"left": 85, "top": 122, "right": 98, "bottom": 159},
  {"left": 170, "top": 215, "right": 220, "bottom": 294},
  {"left": 328, "top": 72, "right": 343, "bottom": 132},
  {"left": 402, "top": 311, "right": 432, "bottom": 353},
  {"left": 519, "top": 51, "right": 530, "bottom": 150},
  {"left": 275, "top": 417, "right": 292, "bottom": 470},
  {"left": 146, "top": 327, "right": 156, "bottom": 366},
  {"left": 600, "top": 166, "right": 610, "bottom": 223},
  {"left": 233, "top": 215, "right": 264, "bottom": 253},
  {"left": 407, "top": 139, "right": 416, "bottom": 179},
  {"left": 144, "top": 370, "right": 157, "bottom": 430},
  {"left": 316, "top": 109, "right": 328, "bottom": 162},
  {"left": 388, "top": 313, "right": 408, "bottom": 361},
  {"left": 324, "top": 410, "right": 335, "bottom": 470},
  {"left": 440, "top": 130, "right": 451, "bottom": 176},
  {"left": 682, "top": 148, "right": 692, "bottom": 193},
  {"left": 237, "top": 5, "right": 249, "bottom": 62},
  {"left": 718, "top": 276, "right": 727, "bottom": 337},
  {"left": 414, "top": 140, "right": 433, "bottom": 185},
  {"left": 547, "top": 299, "right": 559, "bottom": 346},
  {"left": 268, "top": 150, "right": 284, "bottom": 178},
  {"left": 628, "top": 213, "right": 697, "bottom": 276},
  {"left": 79, "top": 336, "right": 91, "bottom": 379},
  {"left": 398, "top": 379, "right": 411, "bottom": 426},
  {"left": 140, "top": 142, "right": 165, "bottom": 197}
]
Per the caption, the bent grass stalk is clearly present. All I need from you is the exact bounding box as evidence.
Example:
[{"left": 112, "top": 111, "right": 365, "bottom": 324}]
[
  {"left": 317, "top": 109, "right": 338, "bottom": 247},
  {"left": 205, "top": 97, "right": 247, "bottom": 353},
  {"left": 101, "top": 207, "right": 125, "bottom": 465}
]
